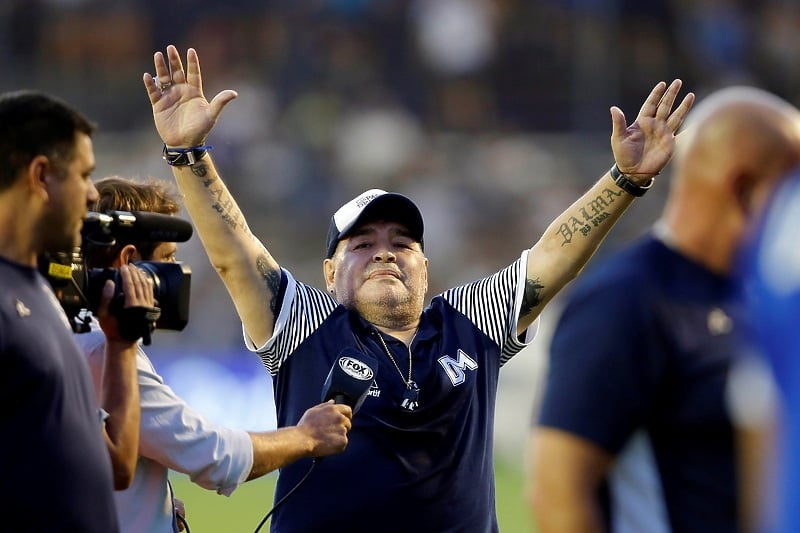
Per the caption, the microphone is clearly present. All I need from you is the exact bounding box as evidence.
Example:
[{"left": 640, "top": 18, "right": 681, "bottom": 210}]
[
  {"left": 111, "top": 211, "right": 194, "bottom": 243},
  {"left": 321, "top": 348, "right": 378, "bottom": 415},
  {"left": 82, "top": 211, "right": 194, "bottom": 244}
]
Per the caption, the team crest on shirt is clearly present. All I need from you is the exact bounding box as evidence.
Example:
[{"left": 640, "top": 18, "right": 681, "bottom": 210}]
[
  {"left": 15, "top": 299, "right": 30, "bottom": 317},
  {"left": 707, "top": 307, "right": 732, "bottom": 336},
  {"left": 438, "top": 349, "right": 478, "bottom": 386}
]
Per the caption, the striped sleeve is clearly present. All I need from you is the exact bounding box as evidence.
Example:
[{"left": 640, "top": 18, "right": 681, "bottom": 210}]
[
  {"left": 252, "top": 269, "right": 338, "bottom": 375},
  {"left": 441, "top": 250, "right": 534, "bottom": 366}
]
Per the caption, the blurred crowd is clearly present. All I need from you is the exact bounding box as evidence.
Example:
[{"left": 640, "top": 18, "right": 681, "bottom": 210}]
[{"left": 2, "top": 0, "right": 799, "bottom": 350}]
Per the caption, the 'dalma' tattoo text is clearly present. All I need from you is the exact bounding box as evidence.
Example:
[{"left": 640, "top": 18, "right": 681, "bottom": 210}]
[
  {"left": 557, "top": 187, "right": 622, "bottom": 245},
  {"left": 193, "top": 165, "right": 246, "bottom": 231}
]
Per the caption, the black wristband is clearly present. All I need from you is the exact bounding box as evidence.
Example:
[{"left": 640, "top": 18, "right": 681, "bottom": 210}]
[
  {"left": 610, "top": 163, "right": 655, "bottom": 197},
  {"left": 162, "top": 144, "right": 212, "bottom": 167}
]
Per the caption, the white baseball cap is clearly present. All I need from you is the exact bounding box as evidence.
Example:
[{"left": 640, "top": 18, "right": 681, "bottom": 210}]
[{"left": 325, "top": 189, "right": 424, "bottom": 258}]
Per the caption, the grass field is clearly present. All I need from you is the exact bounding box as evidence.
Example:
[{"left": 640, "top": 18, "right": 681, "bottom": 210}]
[{"left": 170, "top": 457, "right": 534, "bottom": 532}]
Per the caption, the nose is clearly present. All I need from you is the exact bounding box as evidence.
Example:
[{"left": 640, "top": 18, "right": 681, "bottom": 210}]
[
  {"left": 86, "top": 179, "right": 99, "bottom": 205},
  {"left": 373, "top": 249, "right": 397, "bottom": 263}
]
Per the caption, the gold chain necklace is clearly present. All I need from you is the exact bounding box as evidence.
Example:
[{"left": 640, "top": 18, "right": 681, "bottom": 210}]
[{"left": 375, "top": 329, "right": 420, "bottom": 411}]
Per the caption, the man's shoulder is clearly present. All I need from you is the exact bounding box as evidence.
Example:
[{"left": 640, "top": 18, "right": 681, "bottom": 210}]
[{"left": 0, "top": 259, "right": 39, "bottom": 296}]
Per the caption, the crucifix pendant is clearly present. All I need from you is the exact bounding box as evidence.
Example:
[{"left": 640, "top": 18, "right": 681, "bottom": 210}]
[{"left": 400, "top": 381, "right": 420, "bottom": 411}]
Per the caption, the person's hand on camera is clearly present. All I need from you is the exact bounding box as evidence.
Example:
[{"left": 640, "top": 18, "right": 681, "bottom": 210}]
[
  {"left": 96, "top": 264, "right": 156, "bottom": 345},
  {"left": 96, "top": 264, "right": 150, "bottom": 488}
]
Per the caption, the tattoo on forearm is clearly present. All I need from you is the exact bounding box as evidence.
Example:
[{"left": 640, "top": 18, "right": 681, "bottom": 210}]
[
  {"left": 557, "top": 187, "right": 622, "bottom": 245},
  {"left": 520, "top": 277, "right": 544, "bottom": 316},
  {"left": 191, "top": 163, "right": 246, "bottom": 231},
  {"left": 191, "top": 162, "right": 208, "bottom": 178},
  {"left": 257, "top": 255, "right": 282, "bottom": 314}
]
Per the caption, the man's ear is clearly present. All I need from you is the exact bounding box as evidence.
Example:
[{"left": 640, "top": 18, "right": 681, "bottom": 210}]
[
  {"left": 731, "top": 171, "right": 758, "bottom": 218},
  {"left": 323, "top": 257, "right": 336, "bottom": 292},
  {"left": 117, "top": 244, "right": 140, "bottom": 267},
  {"left": 27, "top": 155, "right": 51, "bottom": 200}
]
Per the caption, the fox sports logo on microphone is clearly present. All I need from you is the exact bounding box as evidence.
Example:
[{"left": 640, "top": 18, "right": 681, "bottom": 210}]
[{"left": 339, "top": 357, "right": 374, "bottom": 381}]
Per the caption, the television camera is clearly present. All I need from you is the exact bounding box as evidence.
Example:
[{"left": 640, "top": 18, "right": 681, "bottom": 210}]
[{"left": 39, "top": 210, "right": 193, "bottom": 338}]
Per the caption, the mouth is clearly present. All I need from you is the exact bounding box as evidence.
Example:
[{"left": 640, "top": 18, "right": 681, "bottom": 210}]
[{"left": 367, "top": 269, "right": 401, "bottom": 280}]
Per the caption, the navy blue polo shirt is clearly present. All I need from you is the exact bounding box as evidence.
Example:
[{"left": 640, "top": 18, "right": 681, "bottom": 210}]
[
  {"left": 0, "top": 258, "right": 118, "bottom": 532},
  {"left": 252, "top": 254, "right": 533, "bottom": 533},
  {"left": 537, "top": 234, "right": 743, "bottom": 532}
]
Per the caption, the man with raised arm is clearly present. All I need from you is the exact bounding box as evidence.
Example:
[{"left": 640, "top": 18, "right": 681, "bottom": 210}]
[{"left": 142, "top": 45, "right": 693, "bottom": 532}]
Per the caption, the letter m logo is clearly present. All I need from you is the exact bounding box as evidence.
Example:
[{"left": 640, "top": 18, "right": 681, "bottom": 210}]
[{"left": 438, "top": 349, "right": 478, "bottom": 386}]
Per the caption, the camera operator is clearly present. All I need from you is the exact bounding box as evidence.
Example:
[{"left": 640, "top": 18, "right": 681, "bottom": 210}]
[
  {"left": 76, "top": 175, "right": 353, "bottom": 533},
  {"left": 0, "top": 91, "right": 151, "bottom": 532}
]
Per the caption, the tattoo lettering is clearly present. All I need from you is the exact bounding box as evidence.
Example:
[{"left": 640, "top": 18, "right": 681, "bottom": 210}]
[
  {"left": 192, "top": 164, "right": 246, "bottom": 230},
  {"left": 558, "top": 187, "right": 622, "bottom": 245},
  {"left": 201, "top": 181, "right": 245, "bottom": 231},
  {"left": 558, "top": 217, "right": 590, "bottom": 244},
  {"left": 191, "top": 162, "right": 209, "bottom": 179},
  {"left": 212, "top": 197, "right": 241, "bottom": 230},
  {"left": 603, "top": 187, "right": 624, "bottom": 202},
  {"left": 520, "top": 277, "right": 544, "bottom": 316}
]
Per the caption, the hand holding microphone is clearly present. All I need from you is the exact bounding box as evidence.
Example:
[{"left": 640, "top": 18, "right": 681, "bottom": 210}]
[
  {"left": 296, "top": 402, "right": 352, "bottom": 458},
  {"left": 253, "top": 351, "right": 379, "bottom": 531},
  {"left": 321, "top": 348, "right": 378, "bottom": 413},
  {"left": 309, "top": 349, "right": 378, "bottom": 460}
]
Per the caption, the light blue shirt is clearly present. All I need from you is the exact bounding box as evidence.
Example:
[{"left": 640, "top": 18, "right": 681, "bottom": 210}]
[{"left": 75, "top": 322, "right": 253, "bottom": 532}]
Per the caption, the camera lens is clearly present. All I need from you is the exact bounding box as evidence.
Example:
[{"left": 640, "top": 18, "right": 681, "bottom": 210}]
[{"left": 86, "top": 262, "right": 191, "bottom": 331}]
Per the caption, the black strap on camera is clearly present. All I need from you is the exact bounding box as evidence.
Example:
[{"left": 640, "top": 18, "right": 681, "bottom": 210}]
[{"left": 118, "top": 305, "right": 161, "bottom": 346}]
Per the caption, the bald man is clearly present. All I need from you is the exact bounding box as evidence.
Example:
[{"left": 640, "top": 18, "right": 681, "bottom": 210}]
[{"left": 526, "top": 87, "right": 800, "bottom": 533}]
